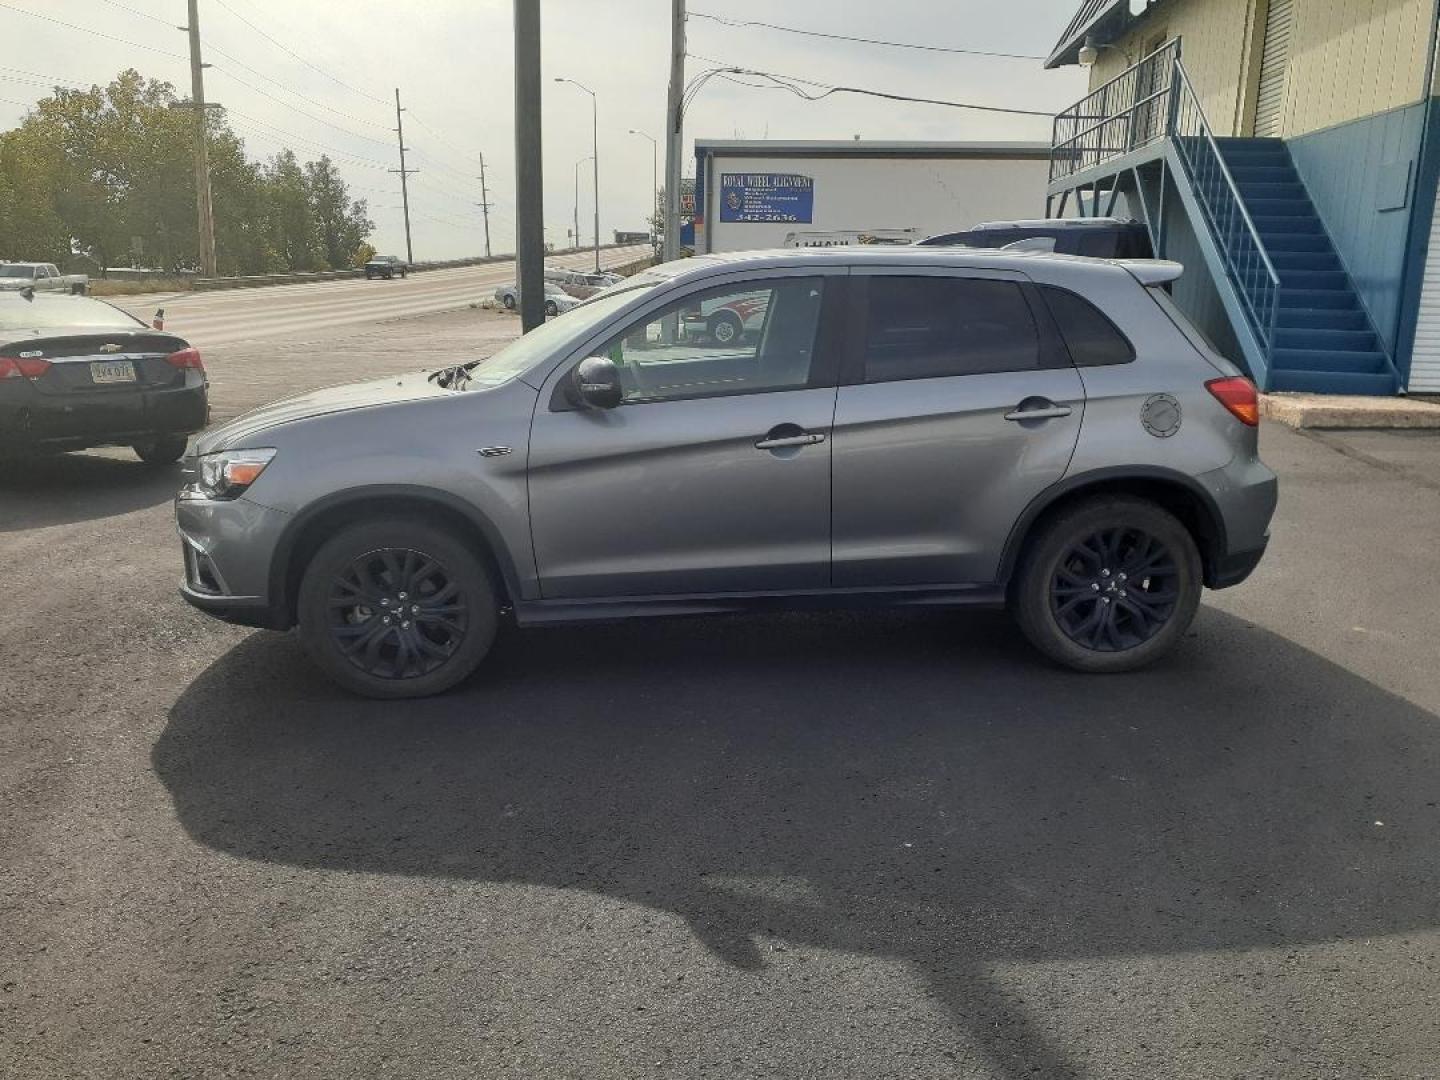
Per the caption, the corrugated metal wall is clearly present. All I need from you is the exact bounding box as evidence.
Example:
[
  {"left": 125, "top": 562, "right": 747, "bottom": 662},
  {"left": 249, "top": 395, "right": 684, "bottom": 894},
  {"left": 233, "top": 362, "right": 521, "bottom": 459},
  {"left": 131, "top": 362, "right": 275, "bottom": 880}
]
[
  {"left": 1413, "top": 180, "right": 1440, "bottom": 391},
  {"left": 1253, "top": 0, "right": 1293, "bottom": 136},
  {"left": 1288, "top": 101, "right": 1426, "bottom": 351}
]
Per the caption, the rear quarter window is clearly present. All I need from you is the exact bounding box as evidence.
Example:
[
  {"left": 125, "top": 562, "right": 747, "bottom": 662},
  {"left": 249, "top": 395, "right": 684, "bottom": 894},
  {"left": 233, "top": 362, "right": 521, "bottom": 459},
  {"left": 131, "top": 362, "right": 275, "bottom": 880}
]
[{"left": 1038, "top": 285, "right": 1136, "bottom": 367}]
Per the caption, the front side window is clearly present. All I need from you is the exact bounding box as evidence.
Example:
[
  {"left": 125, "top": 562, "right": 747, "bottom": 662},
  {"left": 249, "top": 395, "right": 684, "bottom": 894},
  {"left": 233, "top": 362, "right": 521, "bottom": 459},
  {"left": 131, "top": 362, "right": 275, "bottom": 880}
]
[
  {"left": 600, "top": 277, "right": 826, "bottom": 404},
  {"left": 860, "top": 276, "right": 1041, "bottom": 383}
]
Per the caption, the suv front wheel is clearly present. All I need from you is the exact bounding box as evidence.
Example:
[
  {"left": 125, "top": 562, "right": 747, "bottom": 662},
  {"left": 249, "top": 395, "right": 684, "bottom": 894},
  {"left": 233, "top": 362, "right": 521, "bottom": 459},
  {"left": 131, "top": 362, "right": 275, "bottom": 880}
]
[
  {"left": 1011, "top": 496, "right": 1202, "bottom": 673},
  {"left": 297, "top": 518, "right": 498, "bottom": 698}
]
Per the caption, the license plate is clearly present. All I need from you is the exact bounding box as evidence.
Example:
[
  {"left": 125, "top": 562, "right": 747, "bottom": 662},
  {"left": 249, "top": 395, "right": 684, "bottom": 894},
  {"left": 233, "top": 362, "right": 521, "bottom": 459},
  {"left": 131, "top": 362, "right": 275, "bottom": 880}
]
[{"left": 90, "top": 359, "right": 136, "bottom": 384}]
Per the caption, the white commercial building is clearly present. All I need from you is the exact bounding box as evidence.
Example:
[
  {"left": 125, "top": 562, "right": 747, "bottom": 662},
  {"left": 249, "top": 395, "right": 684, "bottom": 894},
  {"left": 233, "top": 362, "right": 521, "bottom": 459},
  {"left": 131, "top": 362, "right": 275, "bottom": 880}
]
[{"left": 692, "top": 140, "right": 1052, "bottom": 254}]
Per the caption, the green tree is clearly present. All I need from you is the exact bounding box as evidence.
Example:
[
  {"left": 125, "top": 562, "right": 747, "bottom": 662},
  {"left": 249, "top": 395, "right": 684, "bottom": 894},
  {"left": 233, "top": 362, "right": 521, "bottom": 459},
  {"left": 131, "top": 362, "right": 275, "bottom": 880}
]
[
  {"left": 304, "top": 155, "right": 373, "bottom": 271},
  {"left": 262, "top": 149, "right": 321, "bottom": 272}
]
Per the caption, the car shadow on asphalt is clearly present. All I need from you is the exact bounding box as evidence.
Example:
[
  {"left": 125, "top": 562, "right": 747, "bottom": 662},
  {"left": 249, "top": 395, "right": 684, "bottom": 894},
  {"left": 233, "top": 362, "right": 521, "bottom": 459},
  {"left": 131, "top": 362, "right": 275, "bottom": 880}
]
[
  {"left": 0, "top": 451, "right": 180, "bottom": 532},
  {"left": 155, "top": 607, "right": 1440, "bottom": 1077}
]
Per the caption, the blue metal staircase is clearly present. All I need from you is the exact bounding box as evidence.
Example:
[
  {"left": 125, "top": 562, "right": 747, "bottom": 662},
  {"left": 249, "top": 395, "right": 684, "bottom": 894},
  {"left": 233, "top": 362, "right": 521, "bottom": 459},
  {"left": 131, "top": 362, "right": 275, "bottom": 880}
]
[
  {"left": 1048, "top": 43, "right": 1401, "bottom": 395},
  {"left": 1214, "top": 137, "right": 1397, "bottom": 395}
]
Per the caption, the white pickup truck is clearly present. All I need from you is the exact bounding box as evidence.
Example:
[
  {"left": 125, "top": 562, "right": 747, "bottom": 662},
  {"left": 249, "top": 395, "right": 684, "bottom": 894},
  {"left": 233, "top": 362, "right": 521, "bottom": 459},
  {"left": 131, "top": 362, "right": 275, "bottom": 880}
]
[{"left": 0, "top": 262, "right": 88, "bottom": 295}]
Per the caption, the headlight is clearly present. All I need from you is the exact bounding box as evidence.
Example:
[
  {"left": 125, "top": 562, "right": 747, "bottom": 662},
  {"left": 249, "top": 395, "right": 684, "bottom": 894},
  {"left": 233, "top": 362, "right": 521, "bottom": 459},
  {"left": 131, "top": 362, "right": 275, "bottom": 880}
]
[{"left": 197, "top": 448, "right": 277, "bottom": 499}]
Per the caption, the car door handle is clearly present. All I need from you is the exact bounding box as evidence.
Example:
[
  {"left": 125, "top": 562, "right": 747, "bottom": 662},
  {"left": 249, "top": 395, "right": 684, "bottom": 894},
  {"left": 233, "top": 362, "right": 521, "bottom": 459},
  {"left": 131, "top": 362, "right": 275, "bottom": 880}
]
[
  {"left": 1004, "top": 405, "right": 1073, "bottom": 422},
  {"left": 755, "top": 432, "right": 826, "bottom": 450}
]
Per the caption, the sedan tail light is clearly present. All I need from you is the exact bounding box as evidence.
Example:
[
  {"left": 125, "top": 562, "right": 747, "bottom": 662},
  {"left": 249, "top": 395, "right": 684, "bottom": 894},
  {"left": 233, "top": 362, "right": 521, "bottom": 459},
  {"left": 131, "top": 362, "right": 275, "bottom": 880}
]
[
  {"left": 0, "top": 356, "right": 52, "bottom": 379},
  {"left": 1205, "top": 376, "right": 1259, "bottom": 427},
  {"left": 165, "top": 346, "right": 204, "bottom": 372}
]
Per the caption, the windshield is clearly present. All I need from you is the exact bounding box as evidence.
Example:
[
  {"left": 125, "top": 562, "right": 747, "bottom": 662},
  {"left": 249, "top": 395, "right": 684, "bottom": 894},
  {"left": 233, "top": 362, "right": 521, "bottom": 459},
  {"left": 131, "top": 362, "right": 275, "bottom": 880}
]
[
  {"left": 0, "top": 295, "right": 141, "bottom": 332},
  {"left": 462, "top": 283, "right": 656, "bottom": 390},
  {"left": 0, "top": 264, "right": 36, "bottom": 278}
]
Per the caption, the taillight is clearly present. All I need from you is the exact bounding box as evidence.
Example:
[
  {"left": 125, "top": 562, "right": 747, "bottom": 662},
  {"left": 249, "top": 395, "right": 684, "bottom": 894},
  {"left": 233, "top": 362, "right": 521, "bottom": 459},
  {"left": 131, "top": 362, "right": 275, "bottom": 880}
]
[
  {"left": 0, "top": 356, "right": 52, "bottom": 379},
  {"left": 1205, "top": 376, "right": 1259, "bottom": 427},
  {"left": 166, "top": 346, "right": 204, "bottom": 372}
]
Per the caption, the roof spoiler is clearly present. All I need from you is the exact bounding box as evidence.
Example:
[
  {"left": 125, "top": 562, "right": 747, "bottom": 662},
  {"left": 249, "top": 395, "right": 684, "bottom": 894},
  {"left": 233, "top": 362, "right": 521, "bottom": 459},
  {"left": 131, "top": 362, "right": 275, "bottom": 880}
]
[{"left": 1118, "top": 259, "right": 1183, "bottom": 286}]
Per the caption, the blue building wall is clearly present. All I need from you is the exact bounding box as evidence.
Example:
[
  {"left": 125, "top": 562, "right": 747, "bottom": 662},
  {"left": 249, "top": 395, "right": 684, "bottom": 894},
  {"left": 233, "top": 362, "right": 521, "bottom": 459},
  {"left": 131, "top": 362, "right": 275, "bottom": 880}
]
[{"left": 1287, "top": 102, "right": 1426, "bottom": 353}]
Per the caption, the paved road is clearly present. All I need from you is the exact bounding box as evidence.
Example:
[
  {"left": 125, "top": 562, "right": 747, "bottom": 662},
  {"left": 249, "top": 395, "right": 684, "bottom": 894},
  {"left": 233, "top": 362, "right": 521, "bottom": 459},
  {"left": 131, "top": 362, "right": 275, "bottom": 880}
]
[
  {"left": 3, "top": 315, "right": 1440, "bottom": 1077},
  {"left": 111, "top": 245, "right": 651, "bottom": 349}
]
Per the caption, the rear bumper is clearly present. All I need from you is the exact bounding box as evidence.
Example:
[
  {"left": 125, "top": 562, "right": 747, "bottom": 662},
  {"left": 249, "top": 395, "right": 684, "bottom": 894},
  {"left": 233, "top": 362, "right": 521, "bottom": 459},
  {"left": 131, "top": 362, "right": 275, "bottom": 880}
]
[
  {"left": 1208, "top": 540, "right": 1268, "bottom": 589},
  {"left": 0, "top": 383, "right": 209, "bottom": 455}
]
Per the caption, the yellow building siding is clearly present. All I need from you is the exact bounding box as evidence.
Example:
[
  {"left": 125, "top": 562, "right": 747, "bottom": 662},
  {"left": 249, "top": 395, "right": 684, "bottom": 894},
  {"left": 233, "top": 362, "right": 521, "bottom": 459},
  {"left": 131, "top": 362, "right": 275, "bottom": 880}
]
[
  {"left": 1082, "top": 0, "right": 1433, "bottom": 139},
  {"left": 1281, "top": 0, "right": 1429, "bottom": 134}
]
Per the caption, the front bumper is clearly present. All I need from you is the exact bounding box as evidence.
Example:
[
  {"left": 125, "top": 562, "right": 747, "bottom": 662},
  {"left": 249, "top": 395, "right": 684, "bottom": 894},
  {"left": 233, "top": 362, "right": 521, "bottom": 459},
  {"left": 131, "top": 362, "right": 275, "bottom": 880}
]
[{"left": 175, "top": 488, "right": 292, "bottom": 629}]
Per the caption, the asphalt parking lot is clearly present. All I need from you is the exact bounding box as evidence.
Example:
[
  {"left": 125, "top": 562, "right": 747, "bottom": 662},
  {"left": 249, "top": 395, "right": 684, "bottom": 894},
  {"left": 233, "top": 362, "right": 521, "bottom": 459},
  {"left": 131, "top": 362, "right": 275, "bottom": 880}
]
[{"left": 3, "top": 305, "right": 1440, "bottom": 1078}]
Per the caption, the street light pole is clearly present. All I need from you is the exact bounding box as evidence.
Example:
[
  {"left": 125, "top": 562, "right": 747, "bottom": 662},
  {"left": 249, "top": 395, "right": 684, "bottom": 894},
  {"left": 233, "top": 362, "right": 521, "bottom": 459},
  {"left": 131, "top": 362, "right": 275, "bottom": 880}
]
[
  {"left": 573, "top": 155, "right": 592, "bottom": 253},
  {"left": 556, "top": 78, "right": 600, "bottom": 271},
  {"left": 514, "top": 0, "right": 545, "bottom": 332},
  {"left": 628, "top": 128, "right": 657, "bottom": 252}
]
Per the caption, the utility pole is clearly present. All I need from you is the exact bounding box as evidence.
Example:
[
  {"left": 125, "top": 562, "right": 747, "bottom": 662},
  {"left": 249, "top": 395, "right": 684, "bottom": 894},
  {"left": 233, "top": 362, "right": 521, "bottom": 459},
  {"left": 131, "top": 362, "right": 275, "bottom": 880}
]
[
  {"left": 182, "top": 0, "right": 217, "bottom": 277},
  {"left": 476, "top": 152, "right": 493, "bottom": 258},
  {"left": 391, "top": 88, "right": 417, "bottom": 263},
  {"left": 663, "top": 0, "right": 685, "bottom": 263},
  {"left": 514, "top": 0, "right": 545, "bottom": 332}
]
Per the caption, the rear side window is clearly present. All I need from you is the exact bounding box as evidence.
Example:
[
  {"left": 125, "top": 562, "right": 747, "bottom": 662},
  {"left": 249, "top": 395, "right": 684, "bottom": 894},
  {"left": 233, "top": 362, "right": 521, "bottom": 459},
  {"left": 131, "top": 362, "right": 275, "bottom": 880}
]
[
  {"left": 1038, "top": 285, "right": 1135, "bottom": 367},
  {"left": 861, "top": 276, "right": 1041, "bottom": 382}
]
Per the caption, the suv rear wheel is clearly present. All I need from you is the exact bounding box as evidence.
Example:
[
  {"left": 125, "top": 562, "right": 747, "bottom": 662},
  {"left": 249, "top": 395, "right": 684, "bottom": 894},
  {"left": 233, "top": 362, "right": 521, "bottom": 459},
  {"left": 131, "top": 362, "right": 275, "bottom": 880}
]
[
  {"left": 297, "top": 518, "right": 498, "bottom": 698},
  {"left": 1011, "top": 496, "right": 1201, "bottom": 673}
]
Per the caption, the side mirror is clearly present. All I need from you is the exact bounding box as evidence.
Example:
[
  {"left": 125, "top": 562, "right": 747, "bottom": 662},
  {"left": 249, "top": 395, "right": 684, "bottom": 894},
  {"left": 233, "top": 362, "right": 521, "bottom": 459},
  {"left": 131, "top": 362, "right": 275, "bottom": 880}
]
[{"left": 570, "top": 355, "right": 623, "bottom": 410}]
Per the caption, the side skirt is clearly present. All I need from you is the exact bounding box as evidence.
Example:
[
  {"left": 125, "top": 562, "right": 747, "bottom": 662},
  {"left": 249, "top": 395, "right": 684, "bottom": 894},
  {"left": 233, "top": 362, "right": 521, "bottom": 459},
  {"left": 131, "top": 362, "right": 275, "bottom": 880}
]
[{"left": 512, "top": 584, "right": 1008, "bottom": 627}]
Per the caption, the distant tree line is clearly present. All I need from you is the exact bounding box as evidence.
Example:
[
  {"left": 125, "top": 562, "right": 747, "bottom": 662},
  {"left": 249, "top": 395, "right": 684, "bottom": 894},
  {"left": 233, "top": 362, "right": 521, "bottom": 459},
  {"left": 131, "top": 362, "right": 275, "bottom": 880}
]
[{"left": 0, "top": 70, "right": 374, "bottom": 276}]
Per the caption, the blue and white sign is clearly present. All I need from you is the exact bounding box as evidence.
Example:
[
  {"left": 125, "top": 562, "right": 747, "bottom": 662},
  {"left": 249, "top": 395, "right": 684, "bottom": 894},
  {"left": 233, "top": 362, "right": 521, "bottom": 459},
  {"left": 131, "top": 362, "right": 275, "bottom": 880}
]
[{"left": 719, "top": 173, "right": 814, "bottom": 224}]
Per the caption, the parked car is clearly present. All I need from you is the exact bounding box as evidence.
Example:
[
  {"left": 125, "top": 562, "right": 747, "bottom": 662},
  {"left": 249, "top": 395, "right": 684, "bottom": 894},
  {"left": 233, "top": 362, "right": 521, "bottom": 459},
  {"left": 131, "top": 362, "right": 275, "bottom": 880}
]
[
  {"left": 559, "top": 271, "right": 627, "bottom": 299},
  {"left": 679, "top": 289, "right": 770, "bottom": 345},
  {"left": 177, "top": 247, "right": 1276, "bottom": 698},
  {"left": 364, "top": 255, "right": 409, "bottom": 280},
  {"left": 0, "top": 291, "right": 207, "bottom": 463},
  {"left": 917, "top": 218, "right": 1154, "bottom": 259},
  {"left": 0, "top": 262, "right": 89, "bottom": 295},
  {"left": 493, "top": 280, "right": 581, "bottom": 316}
]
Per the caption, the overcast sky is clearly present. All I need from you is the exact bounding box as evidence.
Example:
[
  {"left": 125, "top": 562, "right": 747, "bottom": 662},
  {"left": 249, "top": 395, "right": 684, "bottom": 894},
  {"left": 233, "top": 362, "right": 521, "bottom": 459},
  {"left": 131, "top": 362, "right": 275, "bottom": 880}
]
[{"left": 0, "top": 0, "right": 1088, "bottom": 260}]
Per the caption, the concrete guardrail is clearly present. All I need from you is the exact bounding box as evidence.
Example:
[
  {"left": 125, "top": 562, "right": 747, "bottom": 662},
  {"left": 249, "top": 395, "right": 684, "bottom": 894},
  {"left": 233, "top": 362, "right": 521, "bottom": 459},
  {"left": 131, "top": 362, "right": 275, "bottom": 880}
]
[{"left": 190, "top": 243, "right": 638, "bottom": 292}]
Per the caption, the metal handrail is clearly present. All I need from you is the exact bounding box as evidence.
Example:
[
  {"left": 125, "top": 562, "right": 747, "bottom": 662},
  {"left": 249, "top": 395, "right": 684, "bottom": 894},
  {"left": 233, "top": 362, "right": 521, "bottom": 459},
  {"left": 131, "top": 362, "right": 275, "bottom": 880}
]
[
  {"left": 1169, "top": 58, "right": 1281, "bottom": 350},
  {"left": 1171, "top": 62, "right": 1280, "bottom": 289},
  {"left": 1049, "top": 39, "right": 1181, "bottom": 183}
]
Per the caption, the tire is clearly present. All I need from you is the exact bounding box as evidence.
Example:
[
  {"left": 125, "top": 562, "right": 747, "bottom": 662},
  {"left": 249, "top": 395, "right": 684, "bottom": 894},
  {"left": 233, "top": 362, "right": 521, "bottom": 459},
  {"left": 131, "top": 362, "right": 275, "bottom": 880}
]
[
  {"left": 1010, "top": 496, "right": 1202, "bottom": 673},
  {"left": 366, "top": 271, "right": 374, "bottom": 279},
  {"left": 709, "top": 311, "right": 742, "bottom": 345},
  {"left": 71, "top": 282, "right": 86, "bottom": 296},
  {"left": 297, "top": 518, "right": 499, "bottom": 699},
  {"left": 545, "top": 300, "right": 558, "bottom": 317},
  {"left": 132, "top": 435, "right": 188, "bottom": 464},
  {"left": 502, "top": 294, "right": 516, "bottom": 310}
]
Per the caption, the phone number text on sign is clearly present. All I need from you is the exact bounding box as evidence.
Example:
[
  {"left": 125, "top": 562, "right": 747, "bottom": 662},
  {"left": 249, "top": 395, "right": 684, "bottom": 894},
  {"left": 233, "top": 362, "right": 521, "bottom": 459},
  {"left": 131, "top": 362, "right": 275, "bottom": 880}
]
[{"left": 719, "top": 173, "right": 814, "bottom": 223}]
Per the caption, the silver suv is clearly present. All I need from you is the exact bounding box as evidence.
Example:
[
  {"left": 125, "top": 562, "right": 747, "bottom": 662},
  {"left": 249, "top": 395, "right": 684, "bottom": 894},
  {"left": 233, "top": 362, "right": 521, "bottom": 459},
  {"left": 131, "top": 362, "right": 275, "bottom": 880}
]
[{"left": 176, "top": 249, "right": 1277, "bottom": 698}]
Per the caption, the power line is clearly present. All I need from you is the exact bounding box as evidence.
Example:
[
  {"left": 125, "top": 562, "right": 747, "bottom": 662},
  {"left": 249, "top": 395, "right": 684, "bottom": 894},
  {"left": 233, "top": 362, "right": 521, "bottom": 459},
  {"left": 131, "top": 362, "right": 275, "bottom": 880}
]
[
  {"left": 686, "top": 54, "right": 1057, "bottom": 118},
  {"left": 211, "top": 66, "right": 395, "bottom": 148},
  {"left": 689, "top": 10, "right": 1047, "bottom": 61},
  {"left": 203, "top": 43, "right": 391, "bottom": 133},
  {"left": 97, "top": 0, "right": 176, "bottom": 30},
  {"left": 210, "top": 0, "right": 391, "bottom": 105},
  {"left": 0, "top": 2, "right": 187, "bottom": 61}
]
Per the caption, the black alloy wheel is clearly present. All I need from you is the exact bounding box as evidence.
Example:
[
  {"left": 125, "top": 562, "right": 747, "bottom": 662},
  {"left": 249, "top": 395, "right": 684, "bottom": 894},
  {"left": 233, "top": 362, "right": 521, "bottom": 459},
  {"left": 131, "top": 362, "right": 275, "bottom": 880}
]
[
  {"left": 710, "top": 312, "right": 741, "bottom": 345},
  {"left": 1011, "top": 495, "right": 1201, "bottom": 673},
  {"left": 545, "top": 299, "right": 558, "bottom": 316},
  {"left": 1049, "top": 526, "right": 1179, "bottom": 651},
  {"left": 327, "top": 547, "right": 468, "bottom": 680}
]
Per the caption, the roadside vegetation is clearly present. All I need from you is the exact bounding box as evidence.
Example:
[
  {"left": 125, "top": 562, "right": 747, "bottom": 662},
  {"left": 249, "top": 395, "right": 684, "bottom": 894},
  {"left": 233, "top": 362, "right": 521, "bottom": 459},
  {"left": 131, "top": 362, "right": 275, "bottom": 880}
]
[{"left": 0, "top": 70, "right": 374, "bottom": 278}]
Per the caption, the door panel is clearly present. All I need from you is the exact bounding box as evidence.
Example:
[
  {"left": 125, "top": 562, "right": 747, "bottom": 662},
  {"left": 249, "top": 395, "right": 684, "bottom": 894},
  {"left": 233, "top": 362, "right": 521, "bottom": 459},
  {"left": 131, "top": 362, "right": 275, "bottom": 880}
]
[
  {"left": 528, "top": 389, "right": 836, "bottom": 598},
  {"left": 832, "top": 270, "right": 1084, "bottom": 587},
  {"left": 528, "top": 274, "right": 840, "bottom": 600},
  {"left": 832, "top": 371, "right": 1084, "bottom": 586}
]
